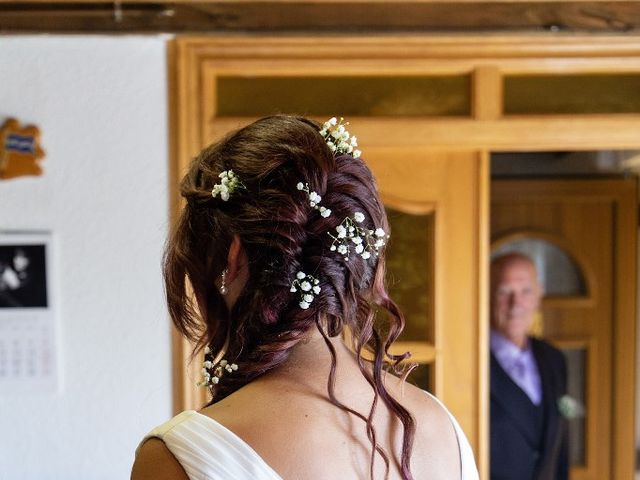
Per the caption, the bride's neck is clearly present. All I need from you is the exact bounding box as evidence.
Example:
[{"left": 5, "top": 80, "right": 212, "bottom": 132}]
[{"left": 268, "top": 326, "right": 361, "bottom": 386}]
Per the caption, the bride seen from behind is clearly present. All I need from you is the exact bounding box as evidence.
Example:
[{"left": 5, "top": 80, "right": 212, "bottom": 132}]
[{"left": 131, "top": 115, "right": 479, "bottom": 480}]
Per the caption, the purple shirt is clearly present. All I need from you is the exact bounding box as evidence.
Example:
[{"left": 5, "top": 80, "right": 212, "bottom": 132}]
[{"left": 490, "top": 330, "right": 542, "bottom": 406}]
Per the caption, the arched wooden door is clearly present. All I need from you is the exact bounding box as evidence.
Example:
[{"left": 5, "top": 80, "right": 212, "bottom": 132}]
[{"left": 491, "top": 178, "right": 637, "bottom": 480}]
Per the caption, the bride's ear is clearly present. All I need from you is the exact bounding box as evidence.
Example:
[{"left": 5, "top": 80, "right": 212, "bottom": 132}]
[
  {"left": 225, "top": 234, "right": 245, "bottom": 284},
  {"left": 221, "top": 235, "right": 248, "bottom": 309}
]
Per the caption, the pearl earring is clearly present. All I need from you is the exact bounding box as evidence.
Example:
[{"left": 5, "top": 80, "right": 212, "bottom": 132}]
[{"left": 220, "top": 268, "right": 228, "bottom": 295}]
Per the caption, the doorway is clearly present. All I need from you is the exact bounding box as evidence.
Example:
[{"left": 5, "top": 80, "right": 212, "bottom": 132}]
[
  {"left": 490, "top": 151, "right": 638, "bottom": 480},
  {"left": 170, "top": 34, "right": 640, "bottom": 479}
]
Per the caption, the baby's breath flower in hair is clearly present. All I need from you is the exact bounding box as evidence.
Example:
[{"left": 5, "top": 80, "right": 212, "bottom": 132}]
[
  {"left": 328, "top": 212, "right": 388, "bottom": 261},
  {"left": 197, "top": 346, "right": 238, "bottom": 387},
  {"left": 290, "top": 271, "right": 321, "bottom": 309},
  {"left": 319, "top": 117, "right": 361, "bottom": 158},
  {"left": 296, "top": 182, "right": 332, "bottom": 218},
  {"left": 211, "top": 170, "right": 245, "bottom": 201}
]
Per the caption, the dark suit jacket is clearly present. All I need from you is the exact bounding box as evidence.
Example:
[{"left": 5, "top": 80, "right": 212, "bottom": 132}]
[{"left": 490, "top": 337, "right": 569, "bottom": 480}]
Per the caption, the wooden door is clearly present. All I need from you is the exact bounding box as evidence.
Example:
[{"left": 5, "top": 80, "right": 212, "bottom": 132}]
[
  {"left": 172, "top": 34, "right": 640, "bottom": 479},
  {"left": 491, "top": 178, "right": 637, "bottom": 480},
  {"left": 364, "top": 147, "right": 489, "bottom": 466},
  {"left": 171, "top": 37, "right": 491, "bottom": 475}
]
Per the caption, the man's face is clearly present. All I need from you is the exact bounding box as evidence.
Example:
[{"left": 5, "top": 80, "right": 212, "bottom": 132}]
[{"left": 491, "top": 259, "right": 542, "bottom": 347}]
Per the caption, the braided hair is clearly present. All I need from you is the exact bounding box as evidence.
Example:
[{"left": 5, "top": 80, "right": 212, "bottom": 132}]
[{"left": 164, "top": 115, "right": 415, "bottom": 480}]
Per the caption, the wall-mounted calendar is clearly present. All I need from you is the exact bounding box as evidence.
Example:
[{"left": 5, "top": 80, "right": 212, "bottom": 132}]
[{"left": 0, "top": 232, "right": 57, "bottom": 393}]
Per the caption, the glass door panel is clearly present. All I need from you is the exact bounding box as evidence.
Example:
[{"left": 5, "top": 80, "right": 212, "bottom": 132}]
[{"left": 384, "top": 207, "right": 435, "bottom": 391}]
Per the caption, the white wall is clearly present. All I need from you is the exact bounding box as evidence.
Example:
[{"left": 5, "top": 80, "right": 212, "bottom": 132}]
[{"left": 0, "top": 36, "right": 172, "bottom": 480}]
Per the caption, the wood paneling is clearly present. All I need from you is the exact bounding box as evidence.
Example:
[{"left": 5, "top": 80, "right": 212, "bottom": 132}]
[
  {"left": 172, "top": 35, "right": 492, "bottom": 477},
  {"left": 208, "top": 115, "right": 640, "bottom": 152},
  {"left": 3, "top": 1, "right": 640, "bottom": 33},
  {"left": 364, "top": 147, "right": 490, "bottom": 478}
]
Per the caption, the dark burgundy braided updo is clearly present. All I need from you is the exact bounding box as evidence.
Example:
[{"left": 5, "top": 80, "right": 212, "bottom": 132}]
[{"left": 164, "top": 115, "right": 415, "bottom": 479}]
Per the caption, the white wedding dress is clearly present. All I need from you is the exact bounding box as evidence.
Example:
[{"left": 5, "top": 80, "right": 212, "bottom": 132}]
[{"left": 137, "top": 393, "right": 479, "bottom": 480}]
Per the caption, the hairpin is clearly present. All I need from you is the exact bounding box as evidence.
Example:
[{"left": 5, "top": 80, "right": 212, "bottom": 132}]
[
  {"left": 296, "top": 181, "right": 332, "bottom": 218},
  {"left": 328, "top": 212, "right": 387, "bottom": 261},
  {"left": 319, "top": 117, "right": 361, "bottom": 158},
  {"left": 289, "top": 271, "right": 321, "bottom": 309},
  {"left": 197, "top": 346, "right": 238, "bottom": 387},
  {"left": 211, "top": 169, "right": 245, "bottom": 201}
]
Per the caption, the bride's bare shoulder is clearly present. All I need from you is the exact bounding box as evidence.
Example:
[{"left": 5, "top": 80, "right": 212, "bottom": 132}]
[
  {"left": 386, "top": 375, "right": 462, "bottom": 475},
  {"left": 131, "top": 438, "right": 189, "bottom": 480},
  {"left": 391, "top": 377, "right": 458, "bottom": 435}
]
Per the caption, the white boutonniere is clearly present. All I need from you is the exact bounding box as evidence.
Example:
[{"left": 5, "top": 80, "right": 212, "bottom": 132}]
[{"left": 557, "top": 394, "right": 585, "bottom": 419}]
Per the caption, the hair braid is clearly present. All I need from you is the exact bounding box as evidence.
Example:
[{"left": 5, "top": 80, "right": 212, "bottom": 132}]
[{"left": 164, "top": 115, "right": 417, "bottom": 479}]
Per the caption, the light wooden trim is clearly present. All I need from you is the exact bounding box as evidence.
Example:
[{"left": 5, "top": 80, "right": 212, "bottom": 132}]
[
  {"left": 611, "top": 179, "right": 637, "bottom": 479},
  {"left": 430, "top": 150, "right": 489, "bottom": 475},
  {"left": 197, "top": 58, "right": 640, "bottom": 76},
  {"left": 552, "top": 337, "right": 590, "bottom": 350},
  {"left": 344, "top": 338, "right": 436, "bottom": 364},
  {"left": 169, "top": 39, "right": 211, "bottom": 413},
  {"left": 180, "top": 35, "right": 640, "bottom": 77},
  {"left": 473, "top": 66, "right": 502, "bottom": 120},
  {"left": 389, "top": 341, "right": 437, "bottom": 364},
  {"left": 378, "top": 194, "right": 437, "bottom": 216},
  {"left": 343, "top": 324, "right": 437, "bottom": 364},
  {"left": 168, "top": 39, "right": 186, "bottom": 414},
  {"left": 476, "top": 150, "right": 491, "bottom": 480},
  {"left": 171, "top": 329, "right": 187, "bottom": 414},
  {"left": 173, "top": 336, "right": 208, "bottom": 412},
  {"left": 177, "top": 35, "right": 640, "bottom": 154},
  {"left": 181, "top": 35, "right": 640, "bottom": 64},
  {"left": 208, "top": 115, "right": 640, "bottom": 151}
]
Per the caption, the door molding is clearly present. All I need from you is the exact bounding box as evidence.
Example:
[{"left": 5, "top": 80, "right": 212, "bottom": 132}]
[{"left": 171, "top": 34, "right": 640, "bottom": 479}]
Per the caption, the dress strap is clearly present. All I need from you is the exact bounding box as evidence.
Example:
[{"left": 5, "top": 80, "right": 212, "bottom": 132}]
[
  {"left": 136, "top": 411, "right": 283, "bottom": 480},
  {"left": 424, "top": 391, "right": 479, "bottom": 480}
]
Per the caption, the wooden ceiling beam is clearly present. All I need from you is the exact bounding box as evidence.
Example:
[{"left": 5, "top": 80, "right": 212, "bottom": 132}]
[{"left": 1, "top": 1, "right": 640, "bottom": 33}]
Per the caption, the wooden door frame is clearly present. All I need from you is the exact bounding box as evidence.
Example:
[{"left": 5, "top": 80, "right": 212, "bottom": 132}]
[
  {"left": 490, "top": 178, "right": 638, "bottom": 479},
  {"left": 170, "top": 34, "right": 640, "bottom": 479}
]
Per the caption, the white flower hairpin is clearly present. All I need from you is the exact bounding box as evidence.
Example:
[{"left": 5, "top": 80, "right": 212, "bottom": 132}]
[
  {"left": 319, "top": 117, "right": 361, "bottom": 158},
  {"left": 296, "top": 182, "right": 332, "bottom": 218},
  {"left": 197, "top": 346, "right": 238, "bottom": 387},
  {"left": 289, "top": 271, "right": 321, "bottom": 309},
  {"left": 328, "top": 212, "right": 388, "bottom": 261},
  {"left": 211, "top": 170, "right": 245, "bottom": 201}
]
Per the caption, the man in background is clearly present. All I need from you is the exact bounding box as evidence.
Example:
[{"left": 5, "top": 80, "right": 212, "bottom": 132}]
[{"left": 490, "top": 253, "right": 568, "bottom": 480}]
